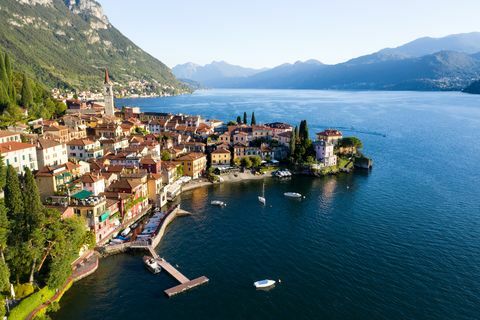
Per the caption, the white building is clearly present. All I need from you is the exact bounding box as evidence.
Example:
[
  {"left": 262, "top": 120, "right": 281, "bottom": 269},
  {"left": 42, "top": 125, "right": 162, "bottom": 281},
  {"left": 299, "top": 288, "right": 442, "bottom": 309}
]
[
  {"left": 67, "top": 139, "right": 104, "bottom": 161},
  {"left": 0, "top": 141, "right": 38, "bottom": 173},
  {"left": 0, "top": 131, "right": 21, "bottom": 144},
  {"left": 80, "top": 173, "right": 106, "bottom": 196},
  {"left": 36, "top": 138, "right": 68, "bottom": 168},
  {"left": 314, "top": 140, "right": 337, "bottom": 167}
]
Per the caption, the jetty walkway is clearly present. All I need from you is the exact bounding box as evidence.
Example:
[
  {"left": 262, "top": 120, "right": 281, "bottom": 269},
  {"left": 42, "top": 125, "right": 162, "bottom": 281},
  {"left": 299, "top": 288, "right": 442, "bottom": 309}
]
[{"left": 103, "top": 204, "right": 209, "bottom": 297}]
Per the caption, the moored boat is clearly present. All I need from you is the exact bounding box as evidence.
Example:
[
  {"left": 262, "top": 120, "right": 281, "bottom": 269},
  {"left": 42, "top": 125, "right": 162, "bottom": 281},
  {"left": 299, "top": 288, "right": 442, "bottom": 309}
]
[
  {"left": 211, "top": 200, "right": 227, "bottom": 207},
  {"left": 284, "top": 192, "right": 302, "bottom": 198},
  {"left": 143, "top": 256, "right": 161, "bottom": 274},
  {"left": 254, "top": 279, "right": 276, "bottom": 288}
]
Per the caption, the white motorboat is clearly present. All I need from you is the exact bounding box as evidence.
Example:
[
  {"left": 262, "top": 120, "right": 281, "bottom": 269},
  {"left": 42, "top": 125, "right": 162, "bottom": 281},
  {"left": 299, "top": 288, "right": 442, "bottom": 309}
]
[
  {"left": 258, "top": 182, "right": 266, "bottom": 205},
  {"left": 254, "top": 279, "right": 276, "bottom": 288},
  {"left": 284, "top": 192, "right": 302, "bottom": 198},
  {"left": 143, "top": 256, "right": 161, "bottom": 274},
  {"left": 120, "top": 227, "right": 131, "bottom": 237},
  {"left": 211, "top": 200, "right": 227, "bottom": 207}
]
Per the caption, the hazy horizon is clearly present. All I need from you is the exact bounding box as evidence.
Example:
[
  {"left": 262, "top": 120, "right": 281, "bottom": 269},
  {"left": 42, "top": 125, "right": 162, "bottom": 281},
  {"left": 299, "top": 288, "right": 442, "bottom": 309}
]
[{"left": 98, "top": 0, "right": 480, "bottom": 69}]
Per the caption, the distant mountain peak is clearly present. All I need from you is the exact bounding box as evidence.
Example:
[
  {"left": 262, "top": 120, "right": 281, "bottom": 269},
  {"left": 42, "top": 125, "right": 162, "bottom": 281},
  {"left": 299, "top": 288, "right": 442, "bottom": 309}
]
[
  {"left": 16, "top": 0, "right": 53, "bottom": 6},
  {"left": 64, "top": 0, "right": 109, "bottom": 29}
]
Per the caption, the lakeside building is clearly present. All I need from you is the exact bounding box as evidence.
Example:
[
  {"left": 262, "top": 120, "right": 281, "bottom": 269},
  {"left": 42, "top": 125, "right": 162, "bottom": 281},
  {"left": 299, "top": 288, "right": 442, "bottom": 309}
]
[
  {"left": 176, "top": 152, "right": 207, "bottom": 179},
  {"left": 0, "top": 141, "right": 38, "bottom": 173},
  {"left": 36, "top": 138, "right": 68, "bottom": 168},
  {"left": 314, "top": 140, "right": 337, "bottom": 167},
  {"left": 316, "top": 129, "right": 343, "bottom": 145},
  {"left": 211, "top": 148, "right": 231, "bottom": 166},
  {"left": 103, "top": 68, "right": 115, "bottom": 117}
]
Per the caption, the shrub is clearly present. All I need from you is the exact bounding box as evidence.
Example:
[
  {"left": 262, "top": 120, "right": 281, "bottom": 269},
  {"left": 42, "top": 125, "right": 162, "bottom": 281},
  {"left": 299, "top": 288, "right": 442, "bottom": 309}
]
[
  {"left": 14, "top": 283, "right": 35, "bottom": 299},
  {"left": 8, "top": 287, "right": 55, "bottom": 320}
]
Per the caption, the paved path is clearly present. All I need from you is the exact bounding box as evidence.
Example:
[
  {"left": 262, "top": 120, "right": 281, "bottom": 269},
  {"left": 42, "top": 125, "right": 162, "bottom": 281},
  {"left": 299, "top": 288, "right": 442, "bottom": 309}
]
[{"left": 26, "top": 253, "right": 99, "bottom": 320}]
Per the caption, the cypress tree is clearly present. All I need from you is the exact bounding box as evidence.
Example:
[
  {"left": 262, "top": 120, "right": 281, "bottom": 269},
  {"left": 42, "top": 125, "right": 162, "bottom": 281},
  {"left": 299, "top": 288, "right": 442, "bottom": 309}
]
[
  {"left": 243, "top": 112, "right": 247, "bottom": 125},
  {"left": 236, "top": 115, "right": 242, "bottom": 124},
  {"left": 4, "top": 166, "right": 23, "bottom": 220},
  {"left": 0, "top": 156, "right": 6, "bottom": 190},
  {"left": 0, "top": 51, "right": 7, "bottom": 92},
  {"left": 22, "top": 168, "right": 46, "bottom": 283},
  {"left": 0, "top": 83, "right": 8, "bottom": 109},
  {"left": 0, "top": 203, "right": 9, "bottom": 261},
  {"left": 20, "top": 73, "right": 33, "bottom": 108},
  {"left": 289, "top": 128, "right": 296, "bottom": 156},
  {"left": 251, "top": 112, "right": 256, "bottom": 125},
  {"left": 5, "top": 54, "right": 15, "bottom": 102}
]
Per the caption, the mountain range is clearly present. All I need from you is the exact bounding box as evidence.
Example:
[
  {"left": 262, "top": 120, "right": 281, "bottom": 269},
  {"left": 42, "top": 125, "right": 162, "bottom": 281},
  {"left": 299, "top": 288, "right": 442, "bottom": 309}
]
[
  {"left": 175, "top": 32, "right": 480, "bottom": 91},
  {"left": 0, "top": 0, "right": 186, "bottom": 93},
  {"left": 172, "top": 61, "right": 267, "bottom": 87}
]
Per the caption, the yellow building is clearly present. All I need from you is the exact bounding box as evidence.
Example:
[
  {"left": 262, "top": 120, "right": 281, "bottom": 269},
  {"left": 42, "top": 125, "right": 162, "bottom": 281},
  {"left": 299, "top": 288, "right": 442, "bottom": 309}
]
[
  {"left": 211, "top": 148, "right": 231, "bottom": 166},
  {"left": 176, "top": 152, "right": 207, "bottom": 179}
]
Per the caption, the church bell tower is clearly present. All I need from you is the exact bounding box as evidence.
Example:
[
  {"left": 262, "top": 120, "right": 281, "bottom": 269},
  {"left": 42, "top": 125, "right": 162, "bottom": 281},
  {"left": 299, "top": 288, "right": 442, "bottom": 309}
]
[{"left": 103, "top": 68, "right": 115, "bottom": 116}]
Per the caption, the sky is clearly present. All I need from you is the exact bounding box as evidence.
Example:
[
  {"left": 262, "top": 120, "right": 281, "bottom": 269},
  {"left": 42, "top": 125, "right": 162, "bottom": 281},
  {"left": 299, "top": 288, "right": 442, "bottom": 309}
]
[{"left": 98, "top": 0, "right": 480, "bottom": 69}]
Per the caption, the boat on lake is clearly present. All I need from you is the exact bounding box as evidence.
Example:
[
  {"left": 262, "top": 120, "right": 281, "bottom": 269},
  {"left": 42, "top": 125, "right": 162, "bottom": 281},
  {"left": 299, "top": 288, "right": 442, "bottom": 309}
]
[
  {"left": 258, "top": 182, "right": 266, "bottom": 205},
  {"left": 284, "top": 192, "right": 302, "bottom": 198},
  {"left": 254, "top": 279, "right": 276, "bottom": 288},
  {"left": 143, "top": 256, "right": 161, "bottom": 274},
  {"left": 211, "top": 200, "right": 227, "bottom": 207}
]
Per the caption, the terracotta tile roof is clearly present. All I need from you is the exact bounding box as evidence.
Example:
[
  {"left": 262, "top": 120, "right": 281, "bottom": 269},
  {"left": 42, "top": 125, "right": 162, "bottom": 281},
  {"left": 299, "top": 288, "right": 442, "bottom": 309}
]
[
  {"left": 80, "top": 173, "right": 104, "bottom": 183},
  {"left": 37, "top": 138, "right": 62, "bottom": 149},
  {"left": 67, "top": 139, "right": 95, "bottom": 146},
  {"left": 108, "top": 178, "right": 142, "bottom": 191},
  {"left": 176, "top": 152, "right": 206, "bottom": 161},
  {"left": 44, "top": 125, "right": 68, "bottom": 132},
  {"left": 212, "top": 148, "right": 230, "bottom": 154},
  {"left": 0, "top": 131, "right": 19, "bottom": 138},
  {"left": 0, "top": 141, "right": 35, "bottom": 153},
  {"left": 317, "top": 129, "right": 343, "bottom": 137},
  {"left": 148, "top": 173, "right": 163, "bottom": 180}
]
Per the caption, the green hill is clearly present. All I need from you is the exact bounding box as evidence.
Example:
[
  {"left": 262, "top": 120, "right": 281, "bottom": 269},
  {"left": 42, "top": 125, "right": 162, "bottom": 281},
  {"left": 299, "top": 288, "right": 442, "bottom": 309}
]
[{"left": 0, "top": 0, "right": 186, "bottom": 94}]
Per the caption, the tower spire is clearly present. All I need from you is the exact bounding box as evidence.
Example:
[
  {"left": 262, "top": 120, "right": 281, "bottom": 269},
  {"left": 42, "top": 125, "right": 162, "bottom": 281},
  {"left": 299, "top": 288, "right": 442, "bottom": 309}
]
[{"left": 104, "top": 68, "right": 110, "bottom": 84}]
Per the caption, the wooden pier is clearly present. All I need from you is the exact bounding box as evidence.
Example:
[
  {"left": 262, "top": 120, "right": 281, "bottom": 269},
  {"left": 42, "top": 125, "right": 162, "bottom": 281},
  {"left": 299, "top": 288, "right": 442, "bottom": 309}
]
[
  {"left": 116, "top": 205, "right": 209, "bottom": 297},
  {"left": 164, "top": 276, "right": 210, "bottom": 297}
]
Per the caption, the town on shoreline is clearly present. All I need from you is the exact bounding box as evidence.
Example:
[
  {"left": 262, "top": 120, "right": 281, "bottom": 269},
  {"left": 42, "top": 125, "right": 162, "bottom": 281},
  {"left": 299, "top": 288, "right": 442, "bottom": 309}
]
[{"left": 0, "top": 70, "right": 371, "bottom": 318}]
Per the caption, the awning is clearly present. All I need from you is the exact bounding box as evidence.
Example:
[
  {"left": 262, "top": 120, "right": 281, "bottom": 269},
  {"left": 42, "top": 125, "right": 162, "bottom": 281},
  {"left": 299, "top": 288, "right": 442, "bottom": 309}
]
[
  {"left": 71, "top": 190, "right": 93, "bottom": 200},
  {"left": 99, "top": 210, "right": 111, "bottom": 222}
]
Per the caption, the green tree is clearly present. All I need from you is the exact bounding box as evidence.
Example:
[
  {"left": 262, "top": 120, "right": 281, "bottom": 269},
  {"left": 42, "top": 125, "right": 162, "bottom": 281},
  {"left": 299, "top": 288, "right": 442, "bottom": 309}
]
[
  {"left": 240, "top": 157, "right": 252, "bottom": 168},
  {"left": 22, "top": 168, "right": 46, "bottom": 283},
  {"left": 227, "top": 121, "right": 237, "bottom": 126},
  {"left": 161, "top": 150, "right": 171, "bottom": 161},
  {"left": 236, "top": 116, "right": 242, "bottom": 124},
  {"left": 0, "top": 83, "right": 9, "bottom": 110},
  {"left": 20, "top": 73, "right": 33, "bottom": 109},
  {"left": 0, "top": 51, "right": 8, "bottom": 94},
  {"left": 4, "top": 166, "right": 23, "bottom": 219},
  {"left": 249, "top": 155, "right": 262, "bottom": 168},
  {"left": 289, "top": 129, "right": 296, "bottom": 157},
  {"left": 251, "top": 112, "right": 256, "bottom": 125},
  {"left": 243, "top": 112, "right": 247, "bottom": 125},
  {"left": 0, "top": 259, "right": 10, "bottom": 292},
  {"left": 0, "top": 156, "right": 6, "bottom": 190},
  {"left": 0, "top": 203, "right": 9, "bottom": 261},
  {"left": 4, "top": 53, "right": 15, "bottom": 101}
]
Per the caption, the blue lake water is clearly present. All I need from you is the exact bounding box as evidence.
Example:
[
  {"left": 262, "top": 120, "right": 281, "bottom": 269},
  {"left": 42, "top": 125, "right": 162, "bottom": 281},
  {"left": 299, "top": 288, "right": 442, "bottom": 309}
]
[{"left": 54, "top": 90, "right": 480, "bottom": 320}]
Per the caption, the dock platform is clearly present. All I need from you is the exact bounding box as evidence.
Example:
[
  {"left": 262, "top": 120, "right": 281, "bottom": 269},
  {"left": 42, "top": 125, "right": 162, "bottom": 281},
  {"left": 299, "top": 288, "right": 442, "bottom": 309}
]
[{"left": 164, "top": 276, "right": 210, "bottom": 297}]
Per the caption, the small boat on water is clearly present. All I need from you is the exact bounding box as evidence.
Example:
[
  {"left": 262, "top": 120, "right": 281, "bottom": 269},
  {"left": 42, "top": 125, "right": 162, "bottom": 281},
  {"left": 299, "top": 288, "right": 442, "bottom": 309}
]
[
  {"left": 284, "top": 192, "right": 302, "bottom": 198},
  {"left": 254, "top": 279, "right": 276, "bottom": 288},
  {"left": 211, "top": 200, "right": 227, "bottom": 207},
  {"left": 143, "top": 256, "right": 161, "bottom": 274},
  {"left": 258, "top": 182, "right": 266, "bottom": 205}
]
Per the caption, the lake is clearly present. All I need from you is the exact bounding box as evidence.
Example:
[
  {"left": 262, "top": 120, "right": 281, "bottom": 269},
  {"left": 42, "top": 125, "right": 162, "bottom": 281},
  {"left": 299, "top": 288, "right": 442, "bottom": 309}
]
[{"left": 54, "top": 89, "right": 480, "bottom": 320}]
